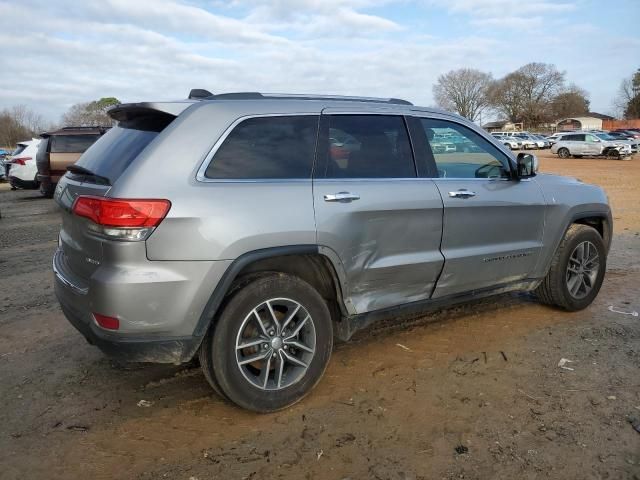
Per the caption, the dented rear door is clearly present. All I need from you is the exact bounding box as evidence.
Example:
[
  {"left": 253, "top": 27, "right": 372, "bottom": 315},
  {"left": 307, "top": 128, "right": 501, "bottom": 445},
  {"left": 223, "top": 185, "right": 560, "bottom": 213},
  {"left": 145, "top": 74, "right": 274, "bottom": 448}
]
[{"left": 313, "top": 111, "right": 444, "bottom": 314}]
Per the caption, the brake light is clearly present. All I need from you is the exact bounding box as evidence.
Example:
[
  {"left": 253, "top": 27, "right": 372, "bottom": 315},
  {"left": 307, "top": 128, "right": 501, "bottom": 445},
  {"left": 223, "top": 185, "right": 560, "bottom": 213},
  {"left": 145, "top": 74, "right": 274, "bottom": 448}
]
[
  {"left": 93, "top": 313, "right": 119, "bottom": 330},
  {"left": 73, "top": 196, "right": 171, "bottom": 227},
  {"left": 12, "top": 156, "right": 31, "bottom": 165},
  {"left": 72, "top": 196, "right": 171, "bottom": 241}
]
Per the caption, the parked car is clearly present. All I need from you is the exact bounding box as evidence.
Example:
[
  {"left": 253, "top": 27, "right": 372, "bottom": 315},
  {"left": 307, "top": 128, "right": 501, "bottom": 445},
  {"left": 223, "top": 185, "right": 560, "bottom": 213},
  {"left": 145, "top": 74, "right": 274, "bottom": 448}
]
[
  {"left": 6, "top": 139, "right": 42, "bottom": 189},
  {"left": 531, "top": 134, "right": 551, "bottom": 149},
  {"left": 512, "top": 133, "right": 538, "bottom": 149},
  {"left": 0, "top": 149, "right": 8, "bottom": 181},
  {"left": 36, "top": 126, "right": 107, "bottom": 197},
  {"left": 546, "top": 132, "right": 573, "bottom": 146},
  {"left": 595, "top": 132, "right": 638, "bottom": 153},
  {"left": 491, "top": 134, "right": 521, "bottom": 150},
  {"left": 612, "top": 129, "right": 640, "bottom": 140},
  {"left": 551, "top": 132, "right": 632, "bottom": 158},
  {"left": 53, "top": 91, "right": 612, "bottom": 412}
]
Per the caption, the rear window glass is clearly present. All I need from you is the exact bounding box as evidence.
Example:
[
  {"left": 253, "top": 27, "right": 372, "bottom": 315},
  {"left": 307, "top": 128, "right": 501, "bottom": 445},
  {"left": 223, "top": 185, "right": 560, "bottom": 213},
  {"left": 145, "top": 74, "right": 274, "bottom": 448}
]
[
  {"left": 11, "top": 145, "right": 27, "bottom": 156},
  {"left": 50, "top": 135, "right": 101, "bottom": 153},
  {"left": 75, "top": 115, "right": 172, "bottom": 184},
  {"left": 205, "top": 116, "right": 318, "bottom": 179}
]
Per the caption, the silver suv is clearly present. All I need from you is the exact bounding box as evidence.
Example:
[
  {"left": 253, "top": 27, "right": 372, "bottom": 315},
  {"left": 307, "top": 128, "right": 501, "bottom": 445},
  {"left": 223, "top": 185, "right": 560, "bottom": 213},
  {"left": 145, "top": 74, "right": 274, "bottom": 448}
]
[{"left": 53, "top": 91, "right": 612, "bottom": 412}]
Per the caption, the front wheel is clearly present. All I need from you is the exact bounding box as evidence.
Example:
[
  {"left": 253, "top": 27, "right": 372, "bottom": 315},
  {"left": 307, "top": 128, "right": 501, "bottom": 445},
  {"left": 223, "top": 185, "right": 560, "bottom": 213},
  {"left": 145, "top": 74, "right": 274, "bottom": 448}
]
[
  {"left": 201, "top": 273, "right": 333, "bottom": 412},
  {"left": 535, "top": 224, "right": 606, "bottom": 311},
  {"left": 557, "top": 148, "right": 570, "bottom": 159}
]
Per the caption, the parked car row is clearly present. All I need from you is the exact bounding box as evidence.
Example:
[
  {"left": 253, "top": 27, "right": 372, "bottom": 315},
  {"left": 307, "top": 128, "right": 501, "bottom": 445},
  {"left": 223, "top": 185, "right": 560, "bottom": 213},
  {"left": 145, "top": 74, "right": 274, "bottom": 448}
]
[
  {"left": 1, "top": 127, "right": 106, "bottom": 196},
  {"left": 490, "top": 132, "right": 551, "bottom": 150}
]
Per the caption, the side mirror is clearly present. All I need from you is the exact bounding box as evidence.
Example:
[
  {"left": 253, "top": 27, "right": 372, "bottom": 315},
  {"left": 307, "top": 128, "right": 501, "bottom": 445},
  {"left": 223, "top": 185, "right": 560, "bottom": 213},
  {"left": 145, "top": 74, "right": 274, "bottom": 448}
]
[{"left": 516, "top": 152, "right": 538, "bottom": 178}]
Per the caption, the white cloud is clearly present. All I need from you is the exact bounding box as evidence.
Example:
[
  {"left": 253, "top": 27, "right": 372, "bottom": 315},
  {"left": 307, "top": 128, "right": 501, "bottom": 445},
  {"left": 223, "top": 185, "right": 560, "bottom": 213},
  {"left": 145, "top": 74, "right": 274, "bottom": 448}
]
[{"left": 0, "top": 0, "right": 635, "bottom": 122}]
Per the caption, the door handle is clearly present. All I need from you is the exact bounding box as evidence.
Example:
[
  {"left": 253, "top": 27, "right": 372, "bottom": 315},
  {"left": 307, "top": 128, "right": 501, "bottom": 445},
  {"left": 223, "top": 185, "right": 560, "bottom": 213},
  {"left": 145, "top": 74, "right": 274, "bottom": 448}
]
[
  {"left": 324, "top": 192, "right": 360, "bottom": 202},
  {"left": 448, "top": 190, "right": 476, "bottom": 198}
]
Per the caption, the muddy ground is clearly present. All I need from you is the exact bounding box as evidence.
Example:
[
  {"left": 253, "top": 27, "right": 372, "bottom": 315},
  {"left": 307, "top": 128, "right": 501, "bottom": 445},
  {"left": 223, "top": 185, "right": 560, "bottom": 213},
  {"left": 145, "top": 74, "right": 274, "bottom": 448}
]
[{"left": 0, "top": 150, "right": 639, "bottom": 480}]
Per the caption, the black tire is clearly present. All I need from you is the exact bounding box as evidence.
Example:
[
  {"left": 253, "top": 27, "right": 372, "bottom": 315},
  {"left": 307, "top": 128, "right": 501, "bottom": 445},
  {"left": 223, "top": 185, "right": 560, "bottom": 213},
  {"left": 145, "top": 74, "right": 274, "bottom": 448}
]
[
  {"left": 535, "top": 224, "right": 606, "bottom": 311},
  {"left": 557, "top": 148, "right": 570, "bottom": 159},
  {"left": 201, "top": 273, "right": 333, "bottom": 412},
  {"left": 40, "top": 182, "right": 55, "bottom": 198}
]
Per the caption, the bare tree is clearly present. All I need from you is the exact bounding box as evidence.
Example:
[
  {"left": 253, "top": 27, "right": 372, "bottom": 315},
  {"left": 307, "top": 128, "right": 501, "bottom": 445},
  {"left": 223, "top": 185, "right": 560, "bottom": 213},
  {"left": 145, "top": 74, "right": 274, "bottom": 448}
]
[
  {"left": 490, "top": 63, "right": 565, "bottom": 128},
  {"left": 61, "top": 97, "right": 120, "bottom": 127},
  {"left": 433, "top": 68, "right": 493, "bottom": 121},
  {"left": 549, "top": 85, "right": 590, "bottom": 119},
  {"left": 0, "top": 105, "right": 46, "bottom": 148},
  {"left": 614, "top": 69, "right": 640, "bottom": 119}
]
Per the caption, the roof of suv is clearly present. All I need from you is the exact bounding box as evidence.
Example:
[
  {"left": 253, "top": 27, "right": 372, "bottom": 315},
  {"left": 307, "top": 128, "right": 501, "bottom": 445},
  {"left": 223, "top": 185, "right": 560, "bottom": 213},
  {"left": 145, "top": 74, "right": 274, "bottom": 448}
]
[
  {"left": 108, "top": 90, "right": 456, "bottom": 122},
  {"left": 41, "top": 126, "right": 109, "bottom": 138}
]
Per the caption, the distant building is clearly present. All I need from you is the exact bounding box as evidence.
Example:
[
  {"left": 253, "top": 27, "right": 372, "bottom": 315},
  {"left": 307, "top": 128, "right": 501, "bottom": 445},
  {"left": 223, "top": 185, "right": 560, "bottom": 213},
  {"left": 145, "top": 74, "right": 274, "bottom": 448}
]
[
  {"left": 482, "top": 120, "right": 520, "bottom": 132},
  {"left": 556, "top": 112, "right": 615, "bottom": 132}
]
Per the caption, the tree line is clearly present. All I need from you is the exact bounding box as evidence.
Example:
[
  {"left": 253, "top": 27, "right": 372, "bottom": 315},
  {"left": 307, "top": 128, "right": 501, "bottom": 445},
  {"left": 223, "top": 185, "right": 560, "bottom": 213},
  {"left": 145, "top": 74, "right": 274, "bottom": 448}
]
[
  {"left": 2, "top": 66, "right": 640, "bottom": 147},
  {"left": 434, "top": 64, "right": 640, "bottom": 127},
  {"left": 0, "top": 97, "right": 119, "bottom": 148}
]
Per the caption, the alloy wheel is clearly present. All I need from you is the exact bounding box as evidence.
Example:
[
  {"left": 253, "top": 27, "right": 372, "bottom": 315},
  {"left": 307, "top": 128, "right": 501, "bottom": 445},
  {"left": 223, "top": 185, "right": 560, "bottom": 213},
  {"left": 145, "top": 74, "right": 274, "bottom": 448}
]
[{"left": 235, "top": 298, "right": 316, "bottom": 391}]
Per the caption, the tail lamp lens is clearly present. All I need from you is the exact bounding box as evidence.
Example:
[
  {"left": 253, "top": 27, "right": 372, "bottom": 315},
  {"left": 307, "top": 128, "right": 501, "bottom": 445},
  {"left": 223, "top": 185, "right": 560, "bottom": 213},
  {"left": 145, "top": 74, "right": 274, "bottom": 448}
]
[
  {"left": 72, "top": 196, "right": 171, "bottom": 228},
  {"left": 12, "top": 156, "right": 31, "bottom": 165}
]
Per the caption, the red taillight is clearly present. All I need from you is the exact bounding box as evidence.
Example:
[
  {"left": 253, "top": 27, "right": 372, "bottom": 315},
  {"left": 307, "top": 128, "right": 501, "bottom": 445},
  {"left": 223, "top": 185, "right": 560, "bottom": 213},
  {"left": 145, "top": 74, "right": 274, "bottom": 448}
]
[
  {"left": 93, "top": 313, "right": 120, "bottom": 330},
  {"left": 72, "top": 196, "right": 171, "bottom": 228},
  {"left": 12, "top": 156, "right": 31, "bottom": 165}
]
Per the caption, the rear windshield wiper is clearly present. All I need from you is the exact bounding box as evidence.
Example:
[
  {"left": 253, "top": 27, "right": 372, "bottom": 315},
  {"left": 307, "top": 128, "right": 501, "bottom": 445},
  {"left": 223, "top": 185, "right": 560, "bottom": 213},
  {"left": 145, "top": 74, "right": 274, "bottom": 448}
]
[{"left": 66, "top": 165, "right": 111, "bottom": 186}]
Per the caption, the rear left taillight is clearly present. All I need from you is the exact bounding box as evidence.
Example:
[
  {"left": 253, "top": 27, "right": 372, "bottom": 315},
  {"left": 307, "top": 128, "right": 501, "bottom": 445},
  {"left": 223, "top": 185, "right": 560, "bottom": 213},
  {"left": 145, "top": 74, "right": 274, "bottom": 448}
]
[
  {"left": 12, "top": 156, "right": 31, "bottom": 165},
  {"left": 72, "top": 196, "right": 171, "bottom": 241}
]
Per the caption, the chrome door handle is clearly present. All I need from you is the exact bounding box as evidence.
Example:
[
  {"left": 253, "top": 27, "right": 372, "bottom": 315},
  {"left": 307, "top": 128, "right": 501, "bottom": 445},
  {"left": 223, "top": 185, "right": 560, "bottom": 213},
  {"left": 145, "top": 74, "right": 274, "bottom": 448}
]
[
  {"left": 324, "top": 192, "right": 360, "bottom": 202},
  {"left": 448, "top": 190, "right": 476, "bottom": 198}
]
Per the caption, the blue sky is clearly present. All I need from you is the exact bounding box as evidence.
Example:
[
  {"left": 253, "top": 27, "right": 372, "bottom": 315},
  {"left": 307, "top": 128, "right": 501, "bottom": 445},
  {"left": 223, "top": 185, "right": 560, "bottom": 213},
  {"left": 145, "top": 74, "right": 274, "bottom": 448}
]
[{"left": 0, "top": 0, "right": 638, "bottom": 122}]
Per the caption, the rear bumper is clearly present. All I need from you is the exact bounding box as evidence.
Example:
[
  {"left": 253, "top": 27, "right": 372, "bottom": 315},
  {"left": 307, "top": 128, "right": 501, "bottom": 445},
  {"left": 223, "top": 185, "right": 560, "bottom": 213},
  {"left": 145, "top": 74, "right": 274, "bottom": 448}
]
[
  {"left": 56, "top": 288, "right": 201, "bottom": 364},
  {"left": 53, "top": 247, "right": 230, "bottom": 364},
  {"left": 9, "top": 176, "right": 39, "bottom": 189}
]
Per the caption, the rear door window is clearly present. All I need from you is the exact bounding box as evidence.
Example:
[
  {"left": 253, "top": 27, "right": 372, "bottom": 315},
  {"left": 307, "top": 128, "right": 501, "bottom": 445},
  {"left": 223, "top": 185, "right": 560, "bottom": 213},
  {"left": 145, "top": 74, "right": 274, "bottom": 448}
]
[
  {"left": 205, "top": 115, "right": 318, "bottom": 179},
  {"left": 321, "top": 115, "right": 415, "bottom": 178},
  {"left": 50, "top": 135, "right": 101, "bottom": 153}
]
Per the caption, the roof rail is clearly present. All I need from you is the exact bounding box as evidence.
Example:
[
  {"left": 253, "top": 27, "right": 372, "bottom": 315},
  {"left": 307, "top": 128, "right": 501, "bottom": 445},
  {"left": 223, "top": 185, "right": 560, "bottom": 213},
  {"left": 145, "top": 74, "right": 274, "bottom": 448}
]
[{"left": 204, "top": 92, "right": 413, "bottom": 106}]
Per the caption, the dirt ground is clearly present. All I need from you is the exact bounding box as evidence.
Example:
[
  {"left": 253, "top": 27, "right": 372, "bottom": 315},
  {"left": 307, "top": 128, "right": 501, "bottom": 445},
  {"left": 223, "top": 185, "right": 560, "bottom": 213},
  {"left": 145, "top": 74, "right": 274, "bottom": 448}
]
[{"left": 1, "top": 150, "right": 639, "bottom": 480}]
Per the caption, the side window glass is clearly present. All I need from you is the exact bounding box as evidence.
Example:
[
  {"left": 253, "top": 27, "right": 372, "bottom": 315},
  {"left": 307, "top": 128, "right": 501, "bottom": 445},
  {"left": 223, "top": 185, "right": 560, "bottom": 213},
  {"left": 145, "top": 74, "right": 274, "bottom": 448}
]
[
  {"left": 205, "top": 116, "right": 318, "bottom": 179},
  {"left": 576, "top": 134, "right": 586, "bottom": 142},
  {"left": 586, "top": 134, "right": 598, "bottom": 143},
  {"left": 419, "top": 118, "right": 511, "bottom": 179},
  {"left": 323, "top": 115, "right": 415, "bottom": 178}
]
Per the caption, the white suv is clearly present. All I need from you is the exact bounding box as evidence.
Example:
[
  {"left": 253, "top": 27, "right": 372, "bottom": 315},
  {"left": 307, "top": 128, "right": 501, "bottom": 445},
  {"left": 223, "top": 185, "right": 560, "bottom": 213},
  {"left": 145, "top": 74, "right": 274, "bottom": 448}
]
[
  {"left": 551, "top": 132, "right": 632, "bottom": 159},
  {"left": 6, "top": 139, "right": 41, "bottom": 190}
]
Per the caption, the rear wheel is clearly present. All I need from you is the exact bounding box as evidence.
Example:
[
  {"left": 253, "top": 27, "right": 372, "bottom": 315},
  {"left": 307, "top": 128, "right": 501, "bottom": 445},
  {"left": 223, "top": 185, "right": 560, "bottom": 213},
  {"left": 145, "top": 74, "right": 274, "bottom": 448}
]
[
  {"left": 557, "top": 148, "right": 570, "bottom": 159},
  {"left": 535, "top": 224, "right": 606, "bottom": 311},
  {"left": 201, "top": 273, "right": 333, "bottom": 412}
]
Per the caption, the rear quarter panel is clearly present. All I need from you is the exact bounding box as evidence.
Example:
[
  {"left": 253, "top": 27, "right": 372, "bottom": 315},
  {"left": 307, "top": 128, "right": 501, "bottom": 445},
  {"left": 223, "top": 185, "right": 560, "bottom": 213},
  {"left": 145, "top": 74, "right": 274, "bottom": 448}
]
[{"left": 108, "top": 100, "right": 323, "bottom": 261}]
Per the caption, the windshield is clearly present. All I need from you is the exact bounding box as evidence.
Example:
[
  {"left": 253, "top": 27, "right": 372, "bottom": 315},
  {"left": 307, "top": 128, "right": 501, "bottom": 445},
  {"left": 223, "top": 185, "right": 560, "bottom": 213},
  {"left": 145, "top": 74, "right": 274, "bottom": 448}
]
[{"left": 595, "top": 133, "right": 615, "bottom": 140}]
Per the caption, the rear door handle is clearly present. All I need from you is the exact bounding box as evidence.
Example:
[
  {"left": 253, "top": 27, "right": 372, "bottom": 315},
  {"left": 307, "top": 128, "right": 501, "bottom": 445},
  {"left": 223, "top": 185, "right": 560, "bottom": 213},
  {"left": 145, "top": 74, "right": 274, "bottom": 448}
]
[
  {"left": 448, "top": 190, "right": 476, "bottom": 198},
  {"left": 324, "top": 192, "right": 360, "bottom": 202}
]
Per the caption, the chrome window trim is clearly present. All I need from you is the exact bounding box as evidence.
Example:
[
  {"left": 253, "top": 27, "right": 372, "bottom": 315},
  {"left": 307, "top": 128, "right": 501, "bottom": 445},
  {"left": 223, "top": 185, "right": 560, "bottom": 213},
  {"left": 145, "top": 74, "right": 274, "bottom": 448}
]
[{"left": 195, "top": 113, "right": 319, "bottom": 183}]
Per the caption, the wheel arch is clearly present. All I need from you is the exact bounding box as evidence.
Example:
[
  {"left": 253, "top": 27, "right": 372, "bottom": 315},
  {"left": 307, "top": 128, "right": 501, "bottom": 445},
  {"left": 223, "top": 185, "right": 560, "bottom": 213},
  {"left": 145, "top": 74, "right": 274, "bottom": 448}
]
[{"left": 193, "top": 245, "right": 350, "bottom": 338}]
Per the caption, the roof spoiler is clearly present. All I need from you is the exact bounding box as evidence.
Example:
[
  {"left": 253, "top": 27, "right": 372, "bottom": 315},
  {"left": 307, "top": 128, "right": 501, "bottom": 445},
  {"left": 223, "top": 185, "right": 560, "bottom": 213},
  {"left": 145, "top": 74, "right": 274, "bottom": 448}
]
[{"left": 108, "top": 101, "right": 195, "bottom": 122}]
